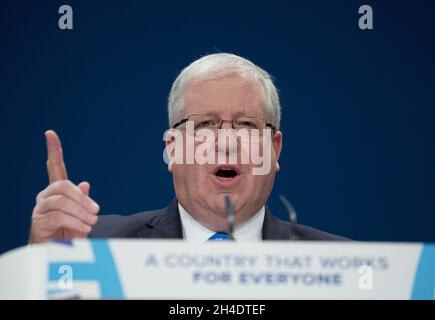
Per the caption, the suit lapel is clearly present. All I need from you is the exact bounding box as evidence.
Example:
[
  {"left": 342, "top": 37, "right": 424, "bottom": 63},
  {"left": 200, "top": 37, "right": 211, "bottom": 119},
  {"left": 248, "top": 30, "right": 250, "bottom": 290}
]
[
  {"left": 262, "top": 206, "right": 292, "bottom": 240},
  {"left": 136, "top": 199, "right": 183, "bottom": 239}
]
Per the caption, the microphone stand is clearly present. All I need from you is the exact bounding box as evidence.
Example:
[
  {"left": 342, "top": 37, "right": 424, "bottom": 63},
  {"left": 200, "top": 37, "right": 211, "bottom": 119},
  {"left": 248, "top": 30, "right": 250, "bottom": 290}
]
[
  {"left": 224, "top": 195, "right": 235, "bottom": 240},
  {"left": 278, "top": 195, "right": 299, "bottom": 240}
]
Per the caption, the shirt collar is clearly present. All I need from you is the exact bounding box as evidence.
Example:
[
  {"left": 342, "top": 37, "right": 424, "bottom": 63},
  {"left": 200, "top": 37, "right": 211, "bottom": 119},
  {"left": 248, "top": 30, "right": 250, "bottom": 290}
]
[{"left": 178, "top": 203, "right": 265, "bottom": 242}]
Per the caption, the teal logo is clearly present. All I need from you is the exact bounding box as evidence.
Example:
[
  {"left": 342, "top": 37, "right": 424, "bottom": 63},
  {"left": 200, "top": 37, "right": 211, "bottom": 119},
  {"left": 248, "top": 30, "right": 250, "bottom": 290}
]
[
  {"left": 48, "top": 240, "right": 124, "bottom": 299},
  {"left": 411, "top": 244, "right": 435, "bottom": 299}
]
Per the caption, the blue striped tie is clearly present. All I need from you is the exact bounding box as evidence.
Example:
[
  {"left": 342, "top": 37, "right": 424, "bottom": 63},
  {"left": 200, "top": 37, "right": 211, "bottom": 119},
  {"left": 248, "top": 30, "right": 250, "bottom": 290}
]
[{"left": 208, "top": 232, "right": 234, "bottom": 241}]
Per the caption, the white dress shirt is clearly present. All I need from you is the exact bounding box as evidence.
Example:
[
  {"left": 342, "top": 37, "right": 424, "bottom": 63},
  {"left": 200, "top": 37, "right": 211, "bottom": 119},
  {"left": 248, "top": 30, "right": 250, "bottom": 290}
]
[{"left": 178, "top": 203, "right": 265, "bottom": 242}]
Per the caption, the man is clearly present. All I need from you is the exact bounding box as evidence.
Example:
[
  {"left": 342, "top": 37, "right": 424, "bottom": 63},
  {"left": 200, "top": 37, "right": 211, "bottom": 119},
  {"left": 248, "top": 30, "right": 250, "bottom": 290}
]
[{"left": 29, "top": 53, "right": 347, "bottom": 243}]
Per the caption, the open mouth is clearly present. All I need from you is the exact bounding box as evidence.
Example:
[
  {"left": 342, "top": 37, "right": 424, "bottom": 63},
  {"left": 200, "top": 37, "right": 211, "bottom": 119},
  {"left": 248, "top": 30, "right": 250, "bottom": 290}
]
[
  {"left": 215, "top": 168, "right": 238, "bottom": 178},
  {"left": 212, "top": 166, "right": 241, "bottom": 186}
]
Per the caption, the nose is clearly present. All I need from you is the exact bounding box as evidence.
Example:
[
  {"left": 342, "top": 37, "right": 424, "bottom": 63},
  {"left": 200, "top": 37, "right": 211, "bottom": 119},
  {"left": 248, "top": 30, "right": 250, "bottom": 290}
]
[{"left": 215, "top": 121, "right": 239, "bottom": 160}]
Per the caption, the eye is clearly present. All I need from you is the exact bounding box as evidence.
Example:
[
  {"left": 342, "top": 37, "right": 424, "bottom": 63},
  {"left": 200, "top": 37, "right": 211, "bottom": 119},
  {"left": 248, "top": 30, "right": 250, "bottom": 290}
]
[
  {"left": 237, "top": 120, "right": 258, "bottom": 129},
  {"left": 195, "top": 119, "right": 216, "bottom": 129}
]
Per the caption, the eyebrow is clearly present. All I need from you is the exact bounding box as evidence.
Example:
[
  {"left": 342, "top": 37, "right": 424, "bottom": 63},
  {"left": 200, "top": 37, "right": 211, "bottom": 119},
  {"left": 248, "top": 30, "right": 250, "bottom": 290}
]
[{"left": 198, "top": 112, "right": 265, "bottom": 119}]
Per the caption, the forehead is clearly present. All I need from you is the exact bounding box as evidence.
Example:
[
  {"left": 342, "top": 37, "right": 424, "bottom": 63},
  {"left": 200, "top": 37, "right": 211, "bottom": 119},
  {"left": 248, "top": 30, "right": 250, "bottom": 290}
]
[{"left": 183, "top": 74, "right": 267, "bottom": 117}]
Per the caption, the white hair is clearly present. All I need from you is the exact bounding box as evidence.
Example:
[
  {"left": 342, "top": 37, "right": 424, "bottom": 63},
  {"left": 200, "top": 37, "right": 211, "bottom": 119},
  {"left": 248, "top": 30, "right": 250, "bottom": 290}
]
[{"left": 168, "top": 53, "right": 281, "bottom": 130}]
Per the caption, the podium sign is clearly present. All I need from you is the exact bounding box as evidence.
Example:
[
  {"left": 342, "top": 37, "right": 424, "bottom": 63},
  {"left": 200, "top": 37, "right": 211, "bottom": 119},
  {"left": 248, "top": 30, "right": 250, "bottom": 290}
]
[{"left": 0, "top": 239, "right": 434, "bottom": 299}]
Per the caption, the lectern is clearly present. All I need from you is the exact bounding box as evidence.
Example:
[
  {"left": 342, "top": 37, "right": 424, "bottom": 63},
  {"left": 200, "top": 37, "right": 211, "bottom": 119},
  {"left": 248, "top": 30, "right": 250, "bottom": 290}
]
[{"left": 0, "top": 239, "right": 433, "bottom": 299}]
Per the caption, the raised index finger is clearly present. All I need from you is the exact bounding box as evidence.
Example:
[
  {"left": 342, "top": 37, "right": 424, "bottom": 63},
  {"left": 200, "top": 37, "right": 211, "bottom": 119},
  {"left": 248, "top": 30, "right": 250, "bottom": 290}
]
[{"left": 45, "top": 130, "right": 68, "bottom": 183}]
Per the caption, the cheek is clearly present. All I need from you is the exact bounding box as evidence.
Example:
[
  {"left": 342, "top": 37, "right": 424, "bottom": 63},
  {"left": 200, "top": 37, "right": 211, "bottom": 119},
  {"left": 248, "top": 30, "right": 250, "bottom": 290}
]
[
  {"left": 176, "top": 164, "right": 211, "bottom": 183},
  {"left": 244, "top": 170, "right": 275, "bottom": 192},
  {"left": 240, "top": 173, "right": 259, "bottom": 190}
]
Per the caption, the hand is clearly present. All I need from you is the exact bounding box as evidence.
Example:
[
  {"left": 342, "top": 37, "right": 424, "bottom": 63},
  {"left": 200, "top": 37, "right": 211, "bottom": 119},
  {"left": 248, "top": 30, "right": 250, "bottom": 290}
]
[{"left": 29, "top": 130, "right": 100, "bottom": 244}]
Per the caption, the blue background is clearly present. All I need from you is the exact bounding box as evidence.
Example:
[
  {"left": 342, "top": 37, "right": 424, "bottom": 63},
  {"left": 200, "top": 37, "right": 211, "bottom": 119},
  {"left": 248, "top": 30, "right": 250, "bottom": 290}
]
[{"left": 1, "top": 0, "right": 434, "bottom": 253}]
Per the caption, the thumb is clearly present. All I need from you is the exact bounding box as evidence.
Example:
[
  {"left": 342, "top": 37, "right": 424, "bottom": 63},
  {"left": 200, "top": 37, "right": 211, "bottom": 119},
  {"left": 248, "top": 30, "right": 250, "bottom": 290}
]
[{"left": 78, "top": 181, "right": 90, "bottom": 196}]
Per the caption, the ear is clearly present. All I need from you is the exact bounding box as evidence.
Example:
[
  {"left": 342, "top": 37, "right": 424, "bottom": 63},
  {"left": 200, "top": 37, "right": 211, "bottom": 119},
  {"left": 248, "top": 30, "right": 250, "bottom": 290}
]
[
  {"left": 164, "top": 129, "right": 179, "bottom": 173},
  {"left": 272, "top": 131, "right": 283, "bottom": 172}
]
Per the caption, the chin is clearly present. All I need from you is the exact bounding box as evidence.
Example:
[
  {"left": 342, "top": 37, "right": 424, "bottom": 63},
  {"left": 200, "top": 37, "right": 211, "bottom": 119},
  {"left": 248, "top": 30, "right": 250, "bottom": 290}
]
[{"left": 208, "top": 191, "right": 240, "bottom": 209}]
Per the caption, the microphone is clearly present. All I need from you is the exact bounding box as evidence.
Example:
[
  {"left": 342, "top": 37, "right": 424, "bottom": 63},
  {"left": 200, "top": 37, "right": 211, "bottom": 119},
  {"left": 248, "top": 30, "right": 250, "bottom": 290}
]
[
  {"left": 224, "top": 195, "right": 235, "bottom": 240},
  {"left": 278, "top": 195, "right": 299, "bottom": 240}
]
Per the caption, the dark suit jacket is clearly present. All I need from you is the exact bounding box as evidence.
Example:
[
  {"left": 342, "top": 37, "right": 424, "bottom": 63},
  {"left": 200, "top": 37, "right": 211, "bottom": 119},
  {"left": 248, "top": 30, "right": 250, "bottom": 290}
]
[{"left": 90, "top": 199, "right": 348, "bottom": 241}]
